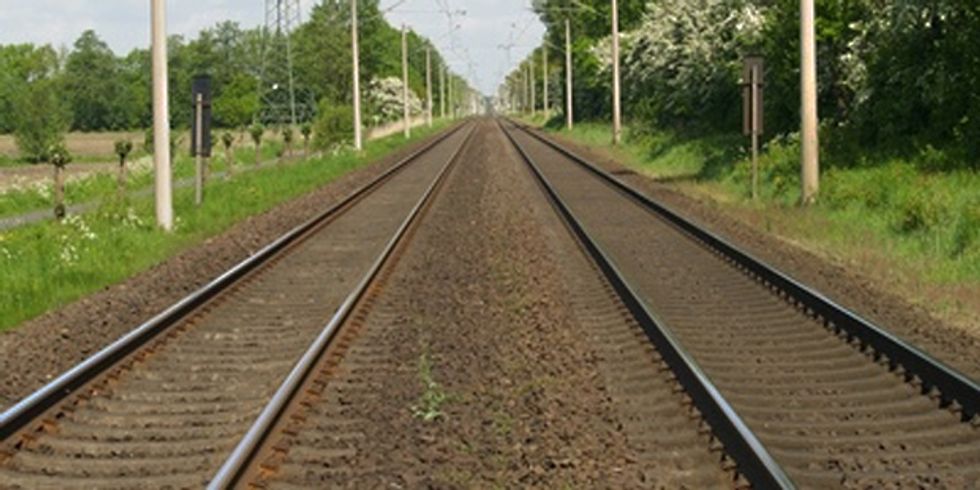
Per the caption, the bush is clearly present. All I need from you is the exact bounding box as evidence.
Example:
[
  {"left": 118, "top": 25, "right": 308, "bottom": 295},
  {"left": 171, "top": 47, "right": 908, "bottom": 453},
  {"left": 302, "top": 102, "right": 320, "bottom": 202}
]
[
  {"left": 13, "top": 79, "right": 70, "bottom": 163},
  {"left": 313, "top": 100, "right": 354, "bottom": 150}
]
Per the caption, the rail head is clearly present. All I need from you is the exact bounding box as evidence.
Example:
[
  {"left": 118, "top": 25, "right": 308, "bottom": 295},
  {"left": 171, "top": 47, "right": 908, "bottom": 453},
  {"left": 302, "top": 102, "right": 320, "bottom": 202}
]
[
  {"left": 0, "top": 122, "right": 467, "bottom": 444},
  {"left": 207, "top": 123, "right": 477, "bottom": 489},
  {"left": 506, "top": 118, "right": 980, "bottom": 422},
  {"left": 499, "top": 119, "right": 795, "bottom": 489}
]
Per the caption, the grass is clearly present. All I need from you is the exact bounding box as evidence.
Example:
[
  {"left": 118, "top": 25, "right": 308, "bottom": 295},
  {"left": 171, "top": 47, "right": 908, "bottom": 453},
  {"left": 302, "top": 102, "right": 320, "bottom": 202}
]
[
  {"left": 0, "top": 142, "right": 289, "bottom": 219},
  {"left": 0, "top": 122, "right": 449, "bottom": 332},
  {"left": 549, "top": 121, "right": 979, "bottom": 328}
]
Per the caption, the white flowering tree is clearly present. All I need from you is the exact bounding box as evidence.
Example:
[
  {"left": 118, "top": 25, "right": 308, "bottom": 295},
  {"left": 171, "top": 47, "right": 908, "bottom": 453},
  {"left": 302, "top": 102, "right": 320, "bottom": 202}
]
[
  {"left": 364, "top": 76, "right": 423, "bottom": 127},
  {"left": 621, "top": 0, "right": 764, "bottom": 130}
]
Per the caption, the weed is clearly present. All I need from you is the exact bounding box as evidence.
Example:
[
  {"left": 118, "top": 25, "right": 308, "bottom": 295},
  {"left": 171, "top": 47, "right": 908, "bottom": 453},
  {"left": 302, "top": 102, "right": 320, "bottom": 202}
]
[{"left": 412, "top": 351, "right": 449, "bottom": 422}]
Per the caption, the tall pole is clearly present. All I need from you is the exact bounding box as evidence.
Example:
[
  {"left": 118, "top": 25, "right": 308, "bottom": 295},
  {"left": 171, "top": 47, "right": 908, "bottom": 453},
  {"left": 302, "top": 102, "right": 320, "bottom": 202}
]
[
  {"left": 351, "top": 0, "right": 363, "bottom": 150},
  {"left": 565, "top": 18, "right": 574, "bottom": 131},
  {"left": 543, "top": 45, "right": 549, "bottom": 116},
  {"left": 611, "top": 0, "right": 622, "bottom": 145},
  {"left": 448, "top": 73, "right": 454, "bottom": 119},
  {"left": 523, "top": 64, "right": 530, "bottom": 114},
  {"left": 440, "top": 65, "right": 446, "bottom": 119},
  {"left": 151, "top": 0, "right": 173, "bottom": 231},
  {"left": 194, "top": 93, "right": 204, "bottom": 206},
  {"left": 426, "top": 48, "right": 433, "bottom": 127},
  {"left": 800, "top": 0, "right": 820, "bottom": 204},
  {"left": 530, "top": 56, "right": 537, "bottom": 117},
  {"left": 401, "top": 24, "right": 410, "bottom": 138}
]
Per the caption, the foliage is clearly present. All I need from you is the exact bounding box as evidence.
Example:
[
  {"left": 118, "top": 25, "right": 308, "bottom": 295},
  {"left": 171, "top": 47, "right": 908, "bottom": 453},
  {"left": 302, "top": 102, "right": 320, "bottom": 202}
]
[
  {"left": 0, "top": 5, "right": 466, "bottom": 140},
  {"left": 114, "top": 140, "right": 133, "bottom": 161},
  {"left": 525, "top": 0, "right": 980, "bottom": 172},
  {"left": 221, "top": 132, "right": 235, "bottom": 150},
  {"left": 622, "top": 0, "right": 764, "bottom": 132},
  {"left": 49, "top": 143, "right": 72, "bottom": 168},
  {"left": 249, "top": 123, "right": 265, "bottom": 146},
  {"left": 313, "top": 100, "right": 354, "bottom": 150},
  {"left": 12, "top": 78, "right": 70, "bottom": 163},
  {"left": 364, "top": 77, "right": 422, "bottom": 126}
]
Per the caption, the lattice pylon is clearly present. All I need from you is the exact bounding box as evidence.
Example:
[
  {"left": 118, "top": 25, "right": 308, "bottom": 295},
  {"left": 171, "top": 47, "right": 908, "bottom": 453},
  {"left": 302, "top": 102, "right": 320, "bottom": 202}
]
[{"left": 258, "top": 0, "right": 313, "bottom": 126}]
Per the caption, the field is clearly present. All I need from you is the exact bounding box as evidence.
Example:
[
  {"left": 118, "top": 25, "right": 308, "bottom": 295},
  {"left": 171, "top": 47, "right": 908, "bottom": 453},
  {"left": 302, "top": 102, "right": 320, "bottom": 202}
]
[{"left": 547, "top": 120, "right": 979, "bottom": 334}]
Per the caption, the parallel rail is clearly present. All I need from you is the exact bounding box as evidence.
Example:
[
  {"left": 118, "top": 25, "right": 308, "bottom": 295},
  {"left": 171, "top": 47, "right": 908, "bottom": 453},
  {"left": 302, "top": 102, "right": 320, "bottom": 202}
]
[
  {"left": 208, "top": 124, "right": 475, "bottom": 488},
  {"left": 501, "top": 120, "right": 795, "bottom": 489},
  {"left": 504, "top": 117, "right": 980, "bottom": 488},
  {"left": 0, "top": 123, "right": 466, "bottom": 447},
  {"left": 507, "top": 120, "right": 980, "bottom": 421}
]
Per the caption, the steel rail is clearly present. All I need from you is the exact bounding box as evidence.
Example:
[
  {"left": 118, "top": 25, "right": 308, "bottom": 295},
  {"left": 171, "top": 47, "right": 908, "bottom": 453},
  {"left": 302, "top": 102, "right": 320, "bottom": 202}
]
[
  {"left": 0, "top": 122, "right": 468, "bottom": 444},
  {"left": 500, "top": 119, "right": 796, "bottom": 490},
  {"left": 508, "top": 119, "right": 980, "bottom": 422},
  {"left": 208, "top": 123, "right": 476, "bottom": 489}
]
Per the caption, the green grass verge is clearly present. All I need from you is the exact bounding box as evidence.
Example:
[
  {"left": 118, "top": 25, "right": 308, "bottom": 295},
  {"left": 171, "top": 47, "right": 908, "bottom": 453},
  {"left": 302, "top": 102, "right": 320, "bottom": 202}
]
[
  {"left": 0, "top": 123, "right": 449, "bottom": 332},
  {"left": 551, "top": 122, "right": 978, "bottom": 307},
  {"left": 0, "top": 143, "right": 287, "bottom": 219}
]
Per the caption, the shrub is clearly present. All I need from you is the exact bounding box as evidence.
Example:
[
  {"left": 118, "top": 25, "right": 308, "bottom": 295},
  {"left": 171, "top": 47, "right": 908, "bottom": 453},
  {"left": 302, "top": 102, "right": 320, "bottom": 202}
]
[{"left": 313, "top": 100, "right": 354, "bottom": 150}]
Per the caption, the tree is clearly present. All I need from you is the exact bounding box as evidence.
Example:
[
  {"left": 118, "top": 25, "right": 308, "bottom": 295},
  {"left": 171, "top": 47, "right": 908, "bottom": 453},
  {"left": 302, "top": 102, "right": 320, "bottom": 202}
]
[
  {"left": 64, "top": 30, "right": 130, "bottom": 130},
  {"left": 281, "top": 126, "right": 294, "bottom": 163},
  {"left": 300, "top": 122, "right": 313, "bottom": 157},
  {"left": 313, "top": 99, "right": 353, "bottom": 150},
  {"left": 249, "top": 122, "right": 264, "bottom": 166},
  {"left": 214, "top": 73, "right": 260, "bottom": 129},
  {"left": 49, "top": 144, "right": 72, "bottom": 219},
  {"left": 0, "top": 44, "right": 60, "bottom": 134},
  {"left": 13, "top": 78, "right": 70, "bottom": 163},
  {"left": 114, "top": 140, "right": 133, "bottom": 195},
  {"left": 221, "top": 132, "right": 236, "bottom": 177}
]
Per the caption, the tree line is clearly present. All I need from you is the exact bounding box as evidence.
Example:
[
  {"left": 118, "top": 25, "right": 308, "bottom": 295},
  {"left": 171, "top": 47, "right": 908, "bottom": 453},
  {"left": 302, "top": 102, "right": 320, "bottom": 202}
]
[
  {"left": 527, "top": 0, "right": 979, "bottom": 170},
  {"left": 0, "top": 0, "right": 463, "bottom": 142}
]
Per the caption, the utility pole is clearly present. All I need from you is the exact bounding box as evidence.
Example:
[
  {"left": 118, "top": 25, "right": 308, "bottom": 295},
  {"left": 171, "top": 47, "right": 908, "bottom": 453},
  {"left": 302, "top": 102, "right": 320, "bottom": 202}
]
[
  {"left": 151, "top": 0, "right": 173, "bottom": 231},
  {"left": 611, "top": 0, "right": 622, "bottom": 145},
  {"left": 523, "top": 64, "right": 530, "bottom": 114},
  {"left": 530, "top": 56, "right": 537, "bottom": 117},
  {"left": 800, "top": 0, "right": 819, "bottom": 204},
  {"left": 351, "top": 0, "right": 363, "bottom": 150},
  {"left": 401, "top": 24, "right": 410, "bottom": 138},
  {"left": 565, "top": 18, "right": 574, "bottom": 131},
  {"left": 448, "top": 73, "right": 454, "bottom": 118},
  {"left": 426, "top": 48, "right": 433, "bottom": 127},
  {"left": 440, "top": 65, "right": 446, "bottom": 119},
  {"left": 543, "top": 45, "right": 549, "bottom": 116}
]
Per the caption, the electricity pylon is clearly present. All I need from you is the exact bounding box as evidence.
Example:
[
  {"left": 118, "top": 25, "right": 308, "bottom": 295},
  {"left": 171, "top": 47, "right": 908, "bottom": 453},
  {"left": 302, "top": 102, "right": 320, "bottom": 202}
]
[{"left": 258, "top": 0, "right": 313, "bottom": 126}]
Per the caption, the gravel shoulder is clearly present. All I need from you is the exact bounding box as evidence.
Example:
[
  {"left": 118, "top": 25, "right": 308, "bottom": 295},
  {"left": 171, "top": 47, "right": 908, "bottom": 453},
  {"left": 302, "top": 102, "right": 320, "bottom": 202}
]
[
  {"left": 539, "top": 128, "right": 980, "bottom": 381},
  {"left": 0, "top": 128, "right": 454, "bottom": 411}
]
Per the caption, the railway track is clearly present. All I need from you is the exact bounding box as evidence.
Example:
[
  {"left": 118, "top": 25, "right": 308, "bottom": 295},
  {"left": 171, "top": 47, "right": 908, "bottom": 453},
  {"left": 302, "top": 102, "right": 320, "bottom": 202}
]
[
  {"left": 1, "top": 116, "right": 977, "bottom": 489},
  {"left": 501, "top": 119, "right": 980, "bottom": 488},
  {"left": 0, "top": 122, "right": 474, "bottom": 488},
  {"left": 207, "top": 119, "right": 738, "bottom": 488}
]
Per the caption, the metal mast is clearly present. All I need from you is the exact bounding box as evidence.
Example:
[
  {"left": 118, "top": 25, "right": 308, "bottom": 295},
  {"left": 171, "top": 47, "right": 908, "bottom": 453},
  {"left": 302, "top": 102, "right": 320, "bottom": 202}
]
[{"left": 258, "top": 0, "right": 311, "bottom": 126}]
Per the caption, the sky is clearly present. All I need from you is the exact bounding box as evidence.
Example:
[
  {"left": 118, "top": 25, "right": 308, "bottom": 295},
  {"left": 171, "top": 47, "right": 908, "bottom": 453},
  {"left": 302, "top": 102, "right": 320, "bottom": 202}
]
[{"left": 0, "top": 0, "right": 545, "bottom": 95}]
